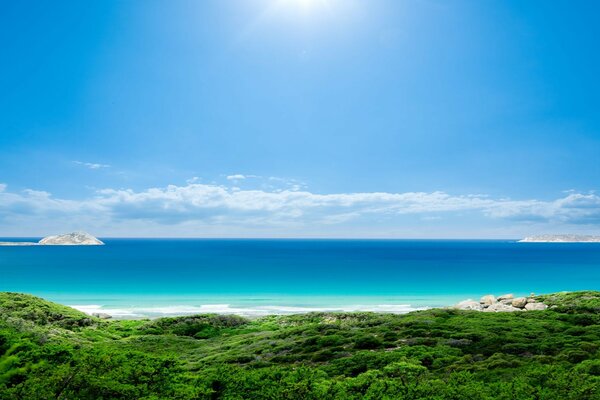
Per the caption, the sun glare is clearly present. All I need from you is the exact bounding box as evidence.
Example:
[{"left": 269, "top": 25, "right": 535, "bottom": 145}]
[{"left": 279, "top": 0, "right": 330, "bottom": 13}]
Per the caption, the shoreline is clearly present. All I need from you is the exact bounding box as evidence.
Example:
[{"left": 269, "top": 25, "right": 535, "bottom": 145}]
[
  {"left": 68, "top": 302, "right": 433, "bottom": 319},
  {"left": 48, "top": 291, "right": 551, "bottom": 319},
  {"left": 11, "top": 292, "right": 469, "bottom": 319}
]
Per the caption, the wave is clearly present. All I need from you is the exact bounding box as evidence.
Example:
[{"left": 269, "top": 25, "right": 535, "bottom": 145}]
[
  {"left": 70, "top": 305, "right": 142, "bottom": 317},
  {"left": 70, "top": 303, "right": 428, "bottom": 319}
]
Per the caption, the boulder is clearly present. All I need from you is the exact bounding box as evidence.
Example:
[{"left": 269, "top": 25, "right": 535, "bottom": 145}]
[
  {"left": 511, "top": 297, "right": 528, "bottom": 308},
  {"left": 525, "top": 303, "right": 548, "bottom": 311},
  {"left": 498, "top": 294, "right": 514, "bottom": 301},
  {"left": 480, "top": 295, "right": 497, "bottom": 305},
  {"left": 527, "top": 298, "right": 537, "bottom": 303},
  {"left": 482, "top": 303, "right": 522, "bottom": 313},
  {"left": 454, "top": 300, "right": 482, "bottom": 311}
]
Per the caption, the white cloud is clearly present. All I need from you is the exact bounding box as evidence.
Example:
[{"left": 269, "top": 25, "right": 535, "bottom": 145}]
[
  {"left": 73, "top": 161, "right": 110, "bottom": 170},
  {"left": 226, "top": 174, "right": 247, "bottom": 180},
  {"left": 1, "top": 182, "right": 599, "bottom": 236},
  {"left": 225, "top": 174, "right": 305, "bottom": 191},
  {"left": 226, "top": 174, "right": 263, "bottom": 181}
]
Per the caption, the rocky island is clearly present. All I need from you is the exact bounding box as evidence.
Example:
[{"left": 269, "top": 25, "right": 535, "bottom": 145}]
[
  {"left": 519, "top": 234, "right": 600, "bottom": 242},
  {"left": 0, "top": 231, "right": 104, "bottom": 246},
  {"left": 38, "top": 231, "right": 104, "bottom": 245}
]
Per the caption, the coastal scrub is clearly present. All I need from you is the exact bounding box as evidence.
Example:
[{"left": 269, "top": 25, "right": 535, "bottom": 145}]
[{"left": 1, "top": 291, "right": 599, "bottom": 399}]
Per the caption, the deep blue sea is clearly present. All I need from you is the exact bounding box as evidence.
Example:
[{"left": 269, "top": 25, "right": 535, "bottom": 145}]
[{"left": 1, "top": 239, "right": 599, "bottom": 318}]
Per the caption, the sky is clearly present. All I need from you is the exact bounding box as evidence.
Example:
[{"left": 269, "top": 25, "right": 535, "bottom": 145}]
[{"left": 1, "top": 0, "right": 600, "bottom": 238}]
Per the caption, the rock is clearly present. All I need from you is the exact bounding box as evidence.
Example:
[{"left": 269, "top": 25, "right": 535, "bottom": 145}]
[
  {"left": 454, "top": 300, "right": 482, "bottom": 311},
  {"left": 39, "top": 232, "right": 104, "bottom": 246},
  {"left": 498, "top": 294, "right": 514, "bottom": 300},
  {"left": 480, "top": 295, "right": 497, "bottom": 305},
  {"left": 482, "top": 303, "right": 522, "bottom": 312},
  {"left": 455, "top": 294, "right": 548, "bottom": 313},
  {"left": 525, "top": 303, "right": 548, "bottom": 311},
  {"left": 92, "top": 312, "right": 112, "bottom": 319},
  {"left": 511, "top": 297, "right": 528, "bottom": 308}
]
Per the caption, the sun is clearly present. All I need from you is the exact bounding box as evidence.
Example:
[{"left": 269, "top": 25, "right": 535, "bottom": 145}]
[
  {"left": 279, "top": 0, "right": 330, "bottom": 12},
  {"left": 284, "top": 0, "right": 316, "bottom": 6}
]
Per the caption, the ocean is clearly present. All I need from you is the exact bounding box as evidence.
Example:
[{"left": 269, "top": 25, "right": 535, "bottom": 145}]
[{"left": 1, "top": 239, "right": 599, "bottom": 318}]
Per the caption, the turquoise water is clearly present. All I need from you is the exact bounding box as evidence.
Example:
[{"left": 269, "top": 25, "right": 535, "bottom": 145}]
[{"left": 1, "top": 239, "right": 599, "bottom": 318}]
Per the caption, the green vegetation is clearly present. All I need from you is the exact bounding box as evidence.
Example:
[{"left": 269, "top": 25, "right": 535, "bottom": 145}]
[{"left": 1, "top": 291, "right": 599, "bottom": 399}]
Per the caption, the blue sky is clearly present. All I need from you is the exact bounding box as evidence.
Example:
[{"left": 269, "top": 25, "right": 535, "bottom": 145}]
[{"left": 1, "top": 0, "right": 600, "bottom": 237}]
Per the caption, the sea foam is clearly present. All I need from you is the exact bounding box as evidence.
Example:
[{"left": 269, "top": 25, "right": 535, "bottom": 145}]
[{"left": 70, "top": 303, "right": 427, "bottom": 319}]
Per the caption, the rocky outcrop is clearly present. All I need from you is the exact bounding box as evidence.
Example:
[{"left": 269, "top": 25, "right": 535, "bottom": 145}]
[
  {"left": 38, "top": 232, "right": 104, "bottom": 246},
  {"left": 454, "top": 293, "right": 548, "bottom": 312}
]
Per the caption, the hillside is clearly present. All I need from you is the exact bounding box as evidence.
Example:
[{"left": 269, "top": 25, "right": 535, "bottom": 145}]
[{"left": 1, "top": 291, "right": 599, "bottom": 399}]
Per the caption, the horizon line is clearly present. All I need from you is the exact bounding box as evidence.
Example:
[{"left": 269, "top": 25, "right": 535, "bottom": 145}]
[{"left": 1, "top": 236, "right": 523, "bottom": 241}]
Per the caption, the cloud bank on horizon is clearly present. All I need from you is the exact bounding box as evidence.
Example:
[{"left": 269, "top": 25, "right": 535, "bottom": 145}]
[{"left": 1, "top": 179, "right": 599, "bottom": 238}]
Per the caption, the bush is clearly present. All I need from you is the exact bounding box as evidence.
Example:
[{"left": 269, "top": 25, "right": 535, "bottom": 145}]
[{"left": 355, "top": 335, "right": 384, "bottom": 350}]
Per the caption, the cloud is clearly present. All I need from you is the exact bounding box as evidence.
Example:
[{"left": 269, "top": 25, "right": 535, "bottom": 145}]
[
  {"left": 226, "top": 174, "right": 247, "bottom": 180},
  {"left": 73, "top": 161, "right": 110, "bottom": 170},
  {"left": 1, "top": 182, "right": 600, "bottom": 236},
  {"left": 482, "top": 193, "right": 600, "bottom": 223},
  {"left": 226, "top": 174, "right": 264, "bottom": 181},
  {"left": 225, "top": 174, "right": 305, "bottom": 191}
]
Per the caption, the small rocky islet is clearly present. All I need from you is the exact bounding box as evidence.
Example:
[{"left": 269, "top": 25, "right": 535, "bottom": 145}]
[
  {"left": 454, "top": 293, "right": 548, "bottom": 312},
  {"left": 518, "top": 234, "right": 600, "bottom": 242},
  {"left": 0, "top": 231, "right": 103, "bottom": 246}
]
